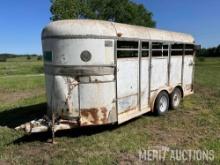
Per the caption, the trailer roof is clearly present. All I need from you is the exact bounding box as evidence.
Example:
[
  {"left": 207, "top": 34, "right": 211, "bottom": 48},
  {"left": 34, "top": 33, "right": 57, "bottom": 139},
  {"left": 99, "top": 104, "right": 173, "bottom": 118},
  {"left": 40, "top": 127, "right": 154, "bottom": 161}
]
[{"left": 42, "top": 19, "right": 195, "bottom": 43}]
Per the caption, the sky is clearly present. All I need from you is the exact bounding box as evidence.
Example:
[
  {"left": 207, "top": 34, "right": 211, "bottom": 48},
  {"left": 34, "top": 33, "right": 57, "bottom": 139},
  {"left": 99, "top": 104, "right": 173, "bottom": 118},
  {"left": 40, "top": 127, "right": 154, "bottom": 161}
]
[
  {"left": 0, "top": 0, "right": 220, "bottom": 54},
  {"left": 137, "top": 0, "right": 220, "bottom": 48}
]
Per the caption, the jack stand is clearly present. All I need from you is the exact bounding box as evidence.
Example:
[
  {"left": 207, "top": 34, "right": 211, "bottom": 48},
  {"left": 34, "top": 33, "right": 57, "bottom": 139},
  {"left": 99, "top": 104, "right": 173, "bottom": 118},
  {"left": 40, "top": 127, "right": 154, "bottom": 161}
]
[{"left": 50, "top": 112, "right": 57, "bottom": 144}]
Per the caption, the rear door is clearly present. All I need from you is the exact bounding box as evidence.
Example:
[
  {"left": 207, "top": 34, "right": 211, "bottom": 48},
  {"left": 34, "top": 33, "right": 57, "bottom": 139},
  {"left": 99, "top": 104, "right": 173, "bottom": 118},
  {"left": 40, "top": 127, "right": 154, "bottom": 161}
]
[
  {"left": 170, "top": 44, "right": 184, "bottom": 86},
  {"left": 183, "top": 44, "right": 195, "bottom": 92}
]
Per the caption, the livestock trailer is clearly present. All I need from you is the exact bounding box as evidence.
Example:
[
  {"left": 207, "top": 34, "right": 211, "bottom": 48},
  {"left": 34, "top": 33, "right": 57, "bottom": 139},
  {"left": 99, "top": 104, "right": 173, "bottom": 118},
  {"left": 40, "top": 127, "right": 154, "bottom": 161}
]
[{"left": 16, "top": 19, "right": 197, "bottom": 134}]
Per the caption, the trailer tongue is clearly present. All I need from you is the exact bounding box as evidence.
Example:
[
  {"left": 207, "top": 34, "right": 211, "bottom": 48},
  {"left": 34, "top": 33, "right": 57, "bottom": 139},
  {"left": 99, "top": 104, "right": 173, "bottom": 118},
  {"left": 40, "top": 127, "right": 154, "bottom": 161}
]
[{"left": 15, "top": 117, "right": 78, "bottom": 134}]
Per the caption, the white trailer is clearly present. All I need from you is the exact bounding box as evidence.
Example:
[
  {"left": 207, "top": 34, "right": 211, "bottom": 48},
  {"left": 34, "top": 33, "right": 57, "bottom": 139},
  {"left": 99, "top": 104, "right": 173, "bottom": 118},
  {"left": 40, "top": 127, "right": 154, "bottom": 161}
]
[{"left": 16, "top": 20, "right": 196, "bottom": 134}]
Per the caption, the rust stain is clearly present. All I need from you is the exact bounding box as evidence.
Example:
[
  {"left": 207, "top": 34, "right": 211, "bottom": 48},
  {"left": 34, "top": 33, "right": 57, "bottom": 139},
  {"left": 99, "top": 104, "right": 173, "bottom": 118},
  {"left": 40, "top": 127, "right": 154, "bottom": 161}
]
[
  {"left": 80, "top": 107, "right": 109, "bottom": 126},
  {"left": 62, "top": 77, "right": 79, "bottom": 118},
  {"left": 117, "top": 32, "right": 123, "bottom": 37}
]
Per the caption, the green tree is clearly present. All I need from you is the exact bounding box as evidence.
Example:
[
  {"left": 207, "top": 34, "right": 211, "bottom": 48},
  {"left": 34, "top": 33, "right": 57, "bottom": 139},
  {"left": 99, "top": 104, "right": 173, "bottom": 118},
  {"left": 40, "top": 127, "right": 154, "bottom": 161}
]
[
  {"left": 50, "top": 0, "right": 82, "bottom": 20},
  {"left": 27, "top": 56, "right": 31, "bottom": 60},
  {"left": 50, "top": 0, "right": 156, "bottom": 27},
  {"left": 37, "top": 56, "right": 43, "bottom": 61},
  {"left": 0, "top": 56, "right": 7, "bottom": 62},
  {"left": 197, "top": 44, "right": 220, "bottom": 57}
]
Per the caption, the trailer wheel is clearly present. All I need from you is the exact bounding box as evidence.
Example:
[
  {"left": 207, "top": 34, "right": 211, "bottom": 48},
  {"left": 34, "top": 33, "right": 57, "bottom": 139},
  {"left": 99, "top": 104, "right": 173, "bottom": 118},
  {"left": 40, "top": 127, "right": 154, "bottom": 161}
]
[
  {"left": 170, "top": 88, "right": 182, "bottom": 110},
  {"left": 154, "top": 91, "right": 169, "bottom": 115}
]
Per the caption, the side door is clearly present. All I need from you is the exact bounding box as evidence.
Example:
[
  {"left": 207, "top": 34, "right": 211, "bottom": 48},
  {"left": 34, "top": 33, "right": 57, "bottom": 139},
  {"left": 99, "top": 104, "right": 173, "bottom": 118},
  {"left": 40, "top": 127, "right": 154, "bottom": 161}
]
[
  {"left": 150, "top": 42, "right": 169, "bottom": 91},
  {"left": 116, "top": 40, "right": 139, "bottom": 114},
  {"left": 140, "top": 42, "right": 150, "bottom": 110}
]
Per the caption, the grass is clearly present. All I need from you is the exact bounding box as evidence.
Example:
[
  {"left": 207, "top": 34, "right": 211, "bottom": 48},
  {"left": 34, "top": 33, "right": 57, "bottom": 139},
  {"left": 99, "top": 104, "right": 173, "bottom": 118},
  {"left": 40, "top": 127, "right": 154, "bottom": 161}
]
[
  {"left": 0, "top": 76, "right": 45, "bottom": 92},
  {"left": 0, "top": 57, "right": 43, "bottom": 76},
  {"left": 0, "top": 57, "right": 219, "bottom": 164}
]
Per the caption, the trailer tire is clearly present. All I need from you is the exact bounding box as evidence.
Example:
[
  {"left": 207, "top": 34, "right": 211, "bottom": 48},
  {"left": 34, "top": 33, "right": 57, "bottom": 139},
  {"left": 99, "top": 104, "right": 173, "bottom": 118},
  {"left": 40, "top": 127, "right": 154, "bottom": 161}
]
[
  {"left": 170, "top": 88, "right": 182, "bottom": 110},
  {"left": 154, "top": 91, "right": 169, "bottom": 116}
]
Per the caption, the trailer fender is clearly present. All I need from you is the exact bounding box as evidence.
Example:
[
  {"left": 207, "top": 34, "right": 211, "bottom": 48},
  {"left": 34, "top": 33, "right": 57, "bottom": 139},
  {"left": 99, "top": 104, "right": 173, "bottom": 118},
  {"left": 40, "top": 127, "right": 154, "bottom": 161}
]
[{"left": 149, "top": 87, "right": 172, "bottom": 111}]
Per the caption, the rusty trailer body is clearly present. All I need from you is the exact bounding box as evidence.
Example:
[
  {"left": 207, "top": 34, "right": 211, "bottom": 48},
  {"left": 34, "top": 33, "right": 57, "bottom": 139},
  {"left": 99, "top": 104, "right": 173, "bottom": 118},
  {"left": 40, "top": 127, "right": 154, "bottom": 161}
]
[{"left": 16, "top": 20, "right": 196, "bottom": 133}]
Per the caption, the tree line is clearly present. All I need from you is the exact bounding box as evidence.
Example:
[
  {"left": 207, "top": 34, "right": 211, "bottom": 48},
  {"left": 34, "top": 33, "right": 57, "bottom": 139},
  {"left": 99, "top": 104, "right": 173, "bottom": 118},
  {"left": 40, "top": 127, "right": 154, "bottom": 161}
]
[
  {"left": 0, "top": 54, "right": 42, "bottom": 62},
  {"left": 197, "top": 45, "right": 220, "bottom": 57}
]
